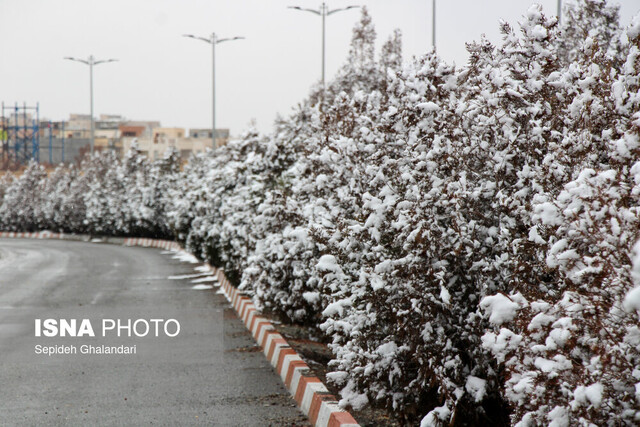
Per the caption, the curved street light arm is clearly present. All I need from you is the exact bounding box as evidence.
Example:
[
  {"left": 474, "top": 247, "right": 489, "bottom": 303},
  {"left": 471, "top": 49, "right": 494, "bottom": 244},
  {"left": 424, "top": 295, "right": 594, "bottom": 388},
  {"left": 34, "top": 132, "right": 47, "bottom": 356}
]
[
  {"left": 183, "top": 34, "right": 212, "bottom": 44},
  {"left": 288, "top": 6, "right": 321, "bottom": 15},
  {"left": 216, "top": 36, "right": 245, "bottom": 44},
  {"left": 63, "top": 56, "right": 90, "bottom": 65},
  {"left": 93, "top": 59, "right": 118, "bottom": 66},
  {"left": 327, "top": 5, "right": 359, "bottom": 15}
]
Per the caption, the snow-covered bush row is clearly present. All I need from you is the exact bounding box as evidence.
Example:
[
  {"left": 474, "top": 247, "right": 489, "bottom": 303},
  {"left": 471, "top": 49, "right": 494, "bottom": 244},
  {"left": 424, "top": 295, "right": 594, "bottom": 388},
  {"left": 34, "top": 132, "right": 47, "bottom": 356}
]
[
  {"left": 1, "top": 2, "right": 639, "bottom": 425},
  {"left": 0, "top": 145, "right": 180, "bottom": 238}
]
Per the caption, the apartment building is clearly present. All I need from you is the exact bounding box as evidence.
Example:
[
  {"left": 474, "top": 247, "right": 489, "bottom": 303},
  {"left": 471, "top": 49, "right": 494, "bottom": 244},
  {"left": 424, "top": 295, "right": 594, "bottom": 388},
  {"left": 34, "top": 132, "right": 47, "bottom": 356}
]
[{"left": 121, "top": 127, "right": 230, "bottom": 161}]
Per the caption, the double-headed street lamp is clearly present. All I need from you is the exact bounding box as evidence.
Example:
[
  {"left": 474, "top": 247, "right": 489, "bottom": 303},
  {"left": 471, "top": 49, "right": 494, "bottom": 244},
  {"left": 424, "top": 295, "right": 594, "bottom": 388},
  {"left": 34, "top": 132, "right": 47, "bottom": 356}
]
[
  {"left": 183, "top": 33, "right": 244, "bottom": 149},
  {"left": 64, "top": 55, "right": 118, "bottom": 156},
  {"left": 288, "top": 3, "right": 359, "bottom": 89}
]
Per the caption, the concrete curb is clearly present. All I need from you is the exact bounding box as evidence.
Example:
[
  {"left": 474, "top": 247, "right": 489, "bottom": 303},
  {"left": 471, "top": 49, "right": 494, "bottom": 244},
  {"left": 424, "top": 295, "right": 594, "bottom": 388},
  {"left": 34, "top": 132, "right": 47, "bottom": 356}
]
[
  {"left": 211, "top": 267, "right": 359, "bottom": 427},
  {"left": 0, "top": 231, "right": 360, "bottom": 427}
]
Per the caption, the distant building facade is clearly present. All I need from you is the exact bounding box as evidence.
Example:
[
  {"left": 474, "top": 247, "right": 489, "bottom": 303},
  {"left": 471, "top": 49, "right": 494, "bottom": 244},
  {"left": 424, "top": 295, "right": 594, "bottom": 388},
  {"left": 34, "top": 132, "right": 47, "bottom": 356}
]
[
  {"left": 122, "top": 127, "right": 230, "bottom": 162},
  {"left": 2, "top": 110, "right": 231, "bottom": 169}
]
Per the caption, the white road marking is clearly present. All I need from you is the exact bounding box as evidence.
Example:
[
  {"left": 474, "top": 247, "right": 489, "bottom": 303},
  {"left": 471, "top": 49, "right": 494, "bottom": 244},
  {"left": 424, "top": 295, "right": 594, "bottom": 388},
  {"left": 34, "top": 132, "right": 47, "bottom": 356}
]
[
  {"left": 191, "top": 277, "right": 218, "bottom": 283},
  {"left": 91, "top": 292, "right": 103, "bottom": 305},
  {"left": 168, "top": 273, "right": 210, "bottom": 280},
  {"left": 192, "top": 284, "right": 214, "bottom": 290}
]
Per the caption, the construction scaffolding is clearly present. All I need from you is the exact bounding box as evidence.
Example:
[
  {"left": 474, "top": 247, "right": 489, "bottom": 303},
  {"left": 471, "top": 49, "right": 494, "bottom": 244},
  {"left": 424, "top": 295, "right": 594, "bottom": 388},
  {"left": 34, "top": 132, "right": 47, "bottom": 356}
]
[{"left": 1, "top": 102, "right": 40, "bottom": 168}]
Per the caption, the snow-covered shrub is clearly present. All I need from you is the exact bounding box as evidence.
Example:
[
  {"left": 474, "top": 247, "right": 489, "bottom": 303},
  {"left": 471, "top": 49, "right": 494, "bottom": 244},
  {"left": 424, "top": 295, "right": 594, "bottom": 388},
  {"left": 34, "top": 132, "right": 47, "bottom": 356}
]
[
  {"left": 80, "top": 144, "right": 179, "bottom": 237},
  {"left": 165, "top": 149, "right": 212, "bottom": 245},
  {"left": 481, "top": 13, "right": 640, "bottom": 426},
  {"left": 319, "top": 6, "right": 569, "bottom": 423},
  {"left": 242, "top": 8, "right": 407, "bottom": 327},
  {"left": 238, "top": 112, "right": 322, "bottom": 324},
  {"left": 119, "top": 144, "right": 178, "bottom": 238},
  {"left": 39, "top": 164, "right": 87, "bottom": 233},
  {"left": 0, "top": 172, "right": 15, "bottom": 206},
  {"left": 82, "top": 150, "right": 128, "bottom": 235},
  {"left": 0, "top": 161, "right": 47, "bottom": 231},
  {"left": 143, "top": 146, "right": 181, "bottom": 238}
]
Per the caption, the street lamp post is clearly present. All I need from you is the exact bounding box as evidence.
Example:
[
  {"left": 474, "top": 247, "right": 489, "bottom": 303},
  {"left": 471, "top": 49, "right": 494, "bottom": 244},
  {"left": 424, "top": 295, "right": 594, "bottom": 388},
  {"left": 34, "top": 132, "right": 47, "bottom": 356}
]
[
  {"left": 64, "top": 55, "right": 117, "bottom": 156},
  {"left": 183, "top": 33, "right": 244, "bottom": 149},
  {"left": 557, "top": 0, "right": 562, "bottom": 25},
  {"left": 432, "top": 0, "right": 436, "bottom": 50},
  {"left": 288, "top": 2, "right": 359, "bottom": 89}
]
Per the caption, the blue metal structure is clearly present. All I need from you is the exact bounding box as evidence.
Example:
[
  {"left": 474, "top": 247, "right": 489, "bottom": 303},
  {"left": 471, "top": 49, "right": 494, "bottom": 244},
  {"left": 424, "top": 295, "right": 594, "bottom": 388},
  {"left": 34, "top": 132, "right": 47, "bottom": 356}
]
[{"left": 1, "top": 102, "right": 40, "bottom": 167}]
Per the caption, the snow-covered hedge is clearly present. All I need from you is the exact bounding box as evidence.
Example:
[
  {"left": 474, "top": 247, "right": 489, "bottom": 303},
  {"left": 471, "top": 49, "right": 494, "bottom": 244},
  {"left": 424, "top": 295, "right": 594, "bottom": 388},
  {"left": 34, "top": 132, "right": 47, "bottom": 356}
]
[
  {"left": 1, "top": 2, "right": 639, "bottom": 425},
  {"left": 0, "top": 145, "right": 180, "bottom": 238}
]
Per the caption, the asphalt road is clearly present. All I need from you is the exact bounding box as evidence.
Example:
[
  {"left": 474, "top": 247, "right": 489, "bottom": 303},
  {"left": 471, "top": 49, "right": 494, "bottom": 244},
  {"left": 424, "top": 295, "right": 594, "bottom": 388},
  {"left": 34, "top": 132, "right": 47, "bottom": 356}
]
[{"left": 0, "top": 238, "right": 310, "bottom": 426}]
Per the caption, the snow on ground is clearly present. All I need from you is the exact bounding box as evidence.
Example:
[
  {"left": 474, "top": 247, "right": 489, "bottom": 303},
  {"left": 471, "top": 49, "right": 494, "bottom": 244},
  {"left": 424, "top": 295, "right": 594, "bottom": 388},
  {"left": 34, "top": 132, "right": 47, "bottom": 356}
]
[
  {"left": 191, "top": 276, "right": 218, "bottom": 284},
  {"left": 168, "top": 273, "right": 210, "bottom": 280},
  {"left": 191, "top": 284, "right": 214, "bottom": 290},
  {"left": 171, "top": 251, "right": 199, "bottom": 264}
]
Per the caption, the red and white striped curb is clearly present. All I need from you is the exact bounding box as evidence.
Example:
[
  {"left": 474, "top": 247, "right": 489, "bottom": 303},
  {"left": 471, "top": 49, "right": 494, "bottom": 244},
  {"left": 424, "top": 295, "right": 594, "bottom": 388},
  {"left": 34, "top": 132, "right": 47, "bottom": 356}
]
[
  {"left": 0, "top": 232, "right": 180, "bottom": 251},
  {"left": 212, "top": 267, "right": 359, "bottom": 427},
  {"left": 0, "top": 231, "right": 360, "bottom": 427},
  {"left": 0, "top": 231, "right": 64, "bottom": 239},
  {"left": 122, "top": 237, "right": 180, "bottom": 250}
]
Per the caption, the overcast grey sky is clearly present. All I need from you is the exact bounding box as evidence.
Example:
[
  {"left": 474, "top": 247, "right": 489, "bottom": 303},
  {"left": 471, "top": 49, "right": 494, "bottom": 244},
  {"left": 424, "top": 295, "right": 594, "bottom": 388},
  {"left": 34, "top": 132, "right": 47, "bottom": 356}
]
[{"left": 1, "top": 0, "right": 638, "bottom": 136}]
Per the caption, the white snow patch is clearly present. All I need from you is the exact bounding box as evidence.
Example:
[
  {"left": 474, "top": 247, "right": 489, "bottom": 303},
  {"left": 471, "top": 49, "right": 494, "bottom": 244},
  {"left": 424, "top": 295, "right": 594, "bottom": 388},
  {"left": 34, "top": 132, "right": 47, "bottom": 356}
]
[
  {"left": 534, "top": 202, "right": 562, "bottom": 226},
  {"left": 326, "top": 371, "right": 349, "bottom": 384},
  {"left": 465, "top": 376, "right": 487, "bottom": 402},
  {"left": 191, "top": 276, "right": 218, "bottom": 283},
  {"left": 316, "top": 254, "right": 341, "bottom": 273},
  {"left": 421, "top": 405, "right": 451, "bottom": 427},
  {"left": 191, "top": 284, "right": 213, "bottom": 290},
  {"left": 534, "top": 355, "right": 571, "bottom": 373},
  {"left": 480, "top": 293, "right": 520, "bottom": 325},
  {"left": 338, "top": 380, "right": 369, "bottom": 411},
  {"left": 528, "top": 226, "right": 546, "bottom": 244},
  {"left": 625, "top": 240, "right": 640, "bottom": 313},
  {"left": 531, "top": 24, "right": 548, "bottom": 40},
  {"left": 440, "top": 286, "right": 451, "bottom": 304},
  {"left": 627, "top": 13, "right": 640, "bottom": 40},
  {"left": 168, "top": 273, "right": 209, "bottom": 280},
  {"left": 547, "top": 405, "right": 569, "bottom": 427},
  {"left": 417, "top": 101, "right": 440, "bottom": 112},
  {"left": 572, "top": 383, "right": 604, "bottom": 409},
  {"left": 584, "top": 383, "right": 603, "bottom": 407},
  {"left": 624, "top": 287, "right": 640, "bottom": 312},
  {"left": 302, "top": 291, "right": 320, "bottom": 304},
  {"left": 323, "top": 299, "right": 350, "bottom": 317},
  {"left": 171, "top": 251, "right": 199, "bottom": 264},
  {"left": 528, "top": 312, "right": 555, "bottom": 330},
  {"left": 511, "top": 375, "right": 535, "bottom": 396},
  {"left": 481, "top": 328, "right": 523, "bottom": 362},
  {"left": 376, "top": 341, "right": 398, "bottom": 357}
]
